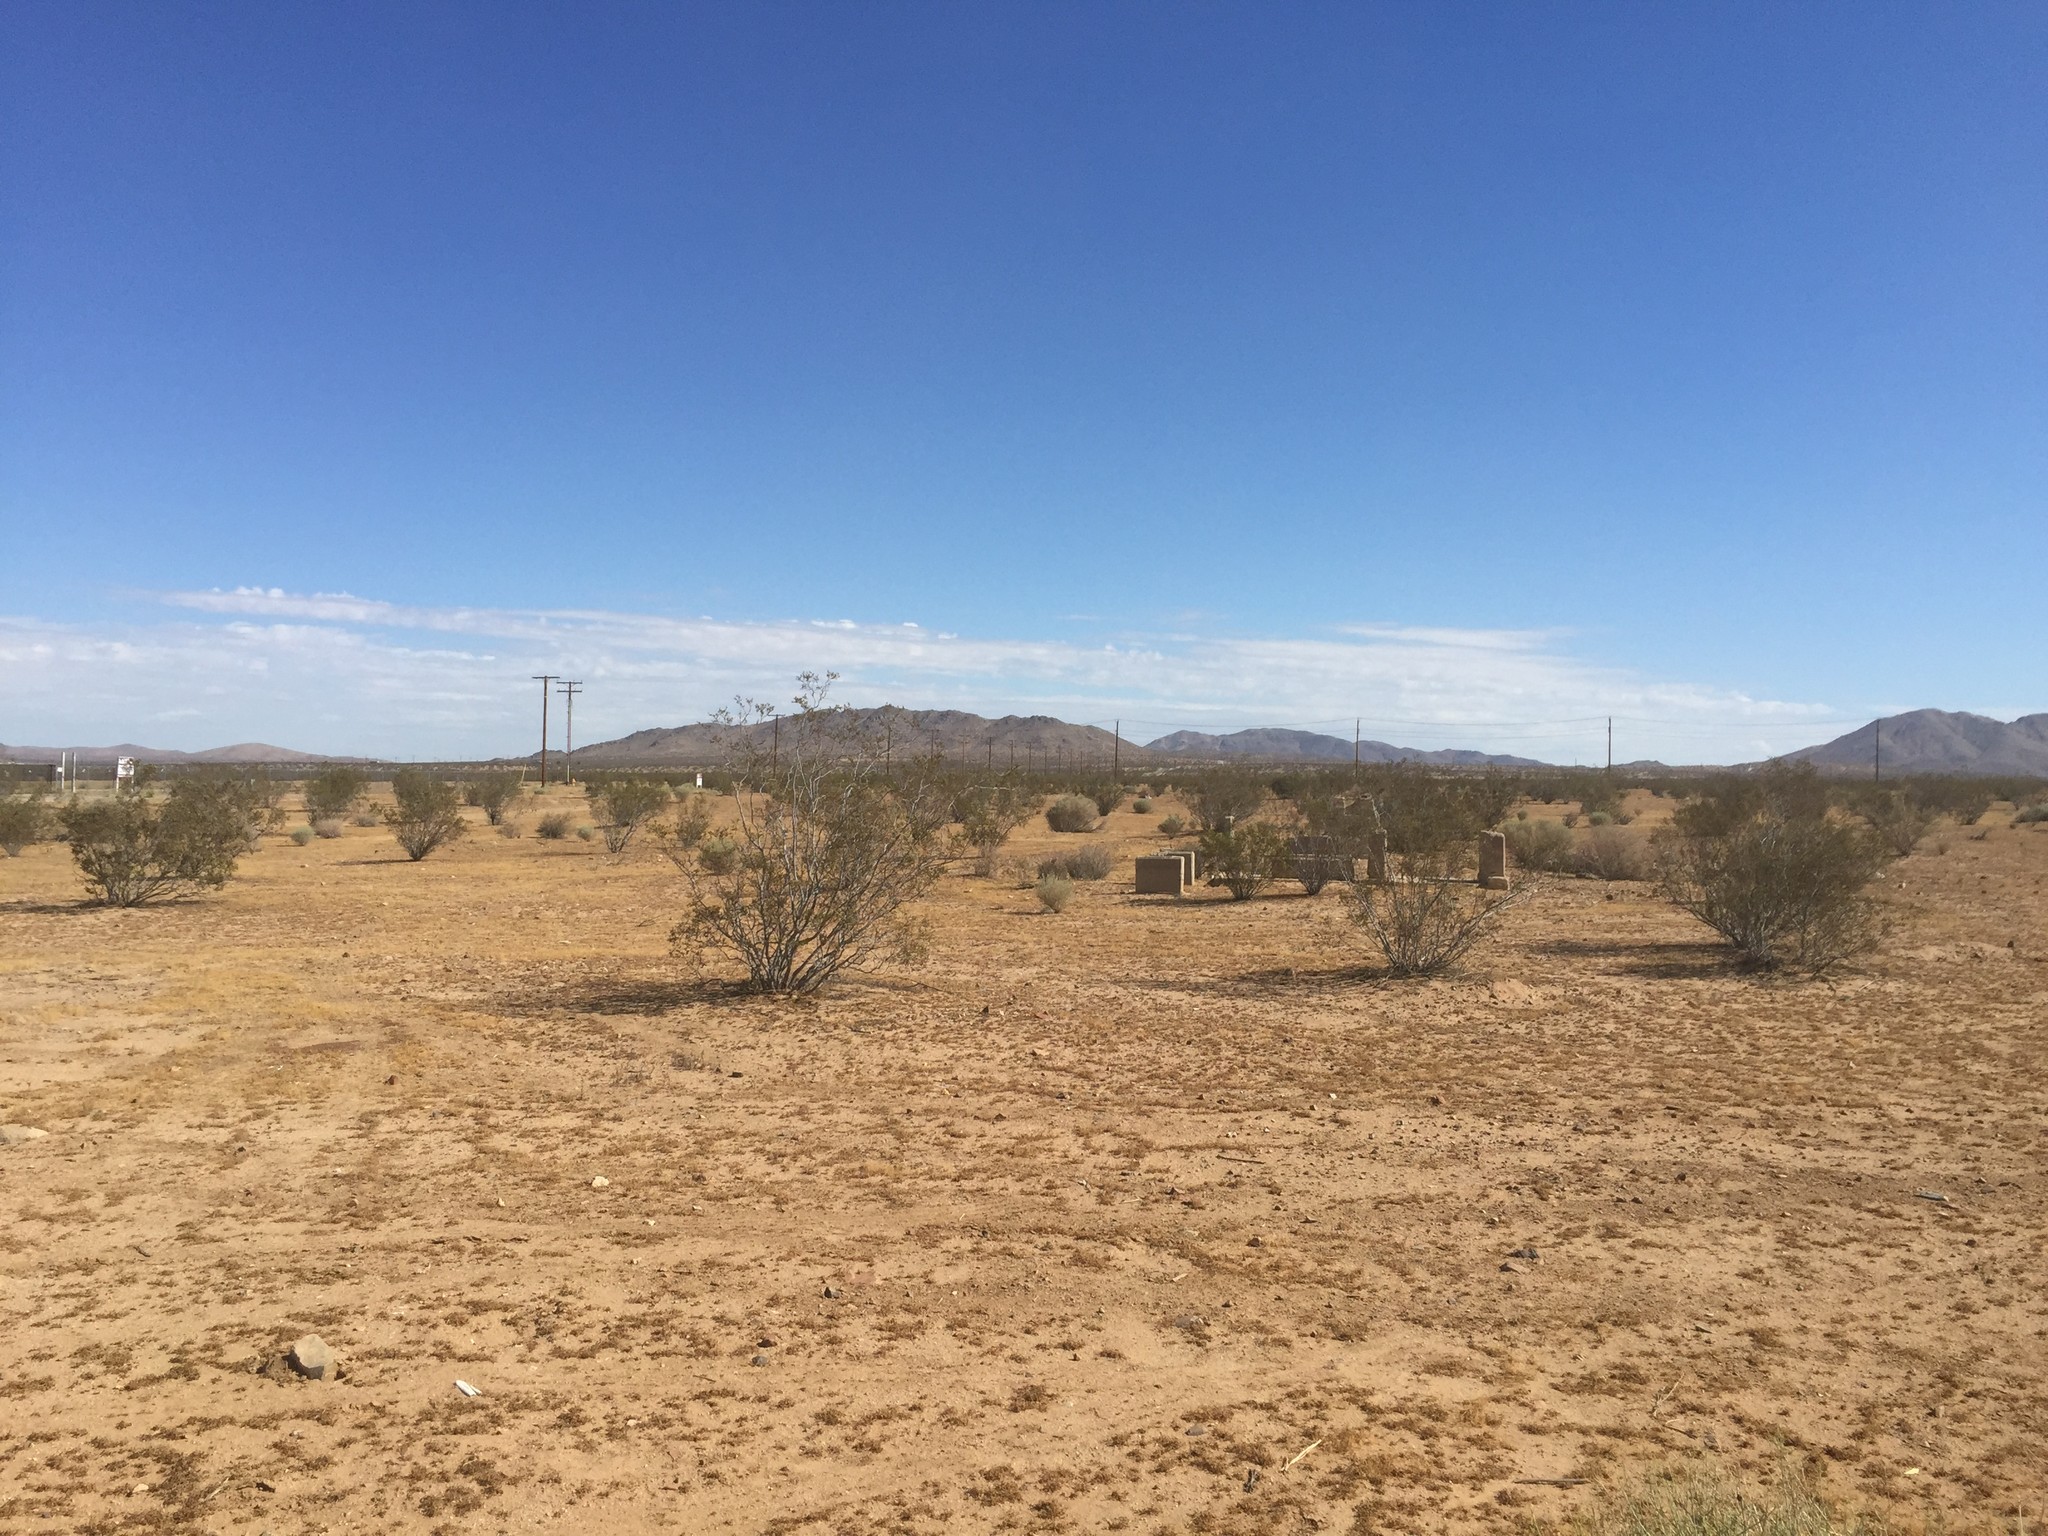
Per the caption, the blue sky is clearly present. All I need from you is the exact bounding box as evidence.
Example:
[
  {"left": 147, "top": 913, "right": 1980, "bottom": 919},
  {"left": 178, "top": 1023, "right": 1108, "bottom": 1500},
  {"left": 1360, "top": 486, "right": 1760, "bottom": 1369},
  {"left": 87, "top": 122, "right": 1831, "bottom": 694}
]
[{"left": 3, "top": 3, "right": 2042, "bottom": 761}]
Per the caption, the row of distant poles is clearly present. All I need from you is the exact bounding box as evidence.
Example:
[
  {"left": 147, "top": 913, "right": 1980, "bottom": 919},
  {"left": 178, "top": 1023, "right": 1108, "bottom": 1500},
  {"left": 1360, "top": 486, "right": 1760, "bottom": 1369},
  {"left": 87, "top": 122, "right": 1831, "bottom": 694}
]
[{"left": 530, "top": 675, "right": 583, "bottom": 786}]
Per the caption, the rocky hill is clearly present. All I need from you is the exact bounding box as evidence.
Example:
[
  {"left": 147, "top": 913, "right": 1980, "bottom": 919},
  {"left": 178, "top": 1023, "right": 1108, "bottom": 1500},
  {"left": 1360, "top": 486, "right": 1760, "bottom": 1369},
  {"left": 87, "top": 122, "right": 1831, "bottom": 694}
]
[
  {"left": 567, "top": 708, "right": 1131, "bottom": 767},
  {"left": 1787, "top": 710, "right": 2048, "bottom": 777},
  {"left": 1144, "top": 726, "right": 1543, "bottom": 768}
]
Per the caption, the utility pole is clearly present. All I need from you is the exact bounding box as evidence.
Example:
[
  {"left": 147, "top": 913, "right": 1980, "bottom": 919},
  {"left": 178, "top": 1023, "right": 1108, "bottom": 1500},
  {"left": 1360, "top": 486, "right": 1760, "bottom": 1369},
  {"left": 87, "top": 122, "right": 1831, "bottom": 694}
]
[
  {"left": 1606, "top": 717, "right": 1613, "bottom": 772},
  {"left": 531, "top": 675, "right": 559, "bottom": 786},
  {"left": 1353, "top": 719, "right": 1360, "bottom": 778},
  {"left": 1113, "top": 720, "right": 1120, "bottom": 779},
  {"left": 557, "top": 680, "right": 583, "bottom": 784},
  {"left": 771, "top": 714, "right": 780, "bottom": 772},
  {"left": 1874, "top": 719, "right": 1881, "bottom": 783}
]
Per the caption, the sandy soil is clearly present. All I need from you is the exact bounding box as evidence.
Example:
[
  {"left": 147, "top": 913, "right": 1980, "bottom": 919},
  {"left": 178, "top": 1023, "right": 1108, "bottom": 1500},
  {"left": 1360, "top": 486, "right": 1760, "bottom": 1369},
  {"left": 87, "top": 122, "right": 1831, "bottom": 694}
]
[{"left": 2, "top": 788, "right": 2045, "bottom": 1534}]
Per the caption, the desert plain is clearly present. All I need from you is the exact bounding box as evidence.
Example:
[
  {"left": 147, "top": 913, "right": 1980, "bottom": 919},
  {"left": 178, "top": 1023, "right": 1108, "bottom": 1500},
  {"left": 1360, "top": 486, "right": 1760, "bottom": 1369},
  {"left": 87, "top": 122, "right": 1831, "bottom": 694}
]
[{"left": 1, "top": 787, "right": 2045, "bottom": 1534}]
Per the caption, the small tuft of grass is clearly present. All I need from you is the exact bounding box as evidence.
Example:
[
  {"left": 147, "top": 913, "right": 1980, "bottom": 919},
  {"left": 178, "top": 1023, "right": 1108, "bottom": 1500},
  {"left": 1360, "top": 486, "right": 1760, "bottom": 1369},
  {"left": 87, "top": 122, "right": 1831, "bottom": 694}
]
[{"left": 1572, "top": 1464, "right": 1867, "bottom": 1536}]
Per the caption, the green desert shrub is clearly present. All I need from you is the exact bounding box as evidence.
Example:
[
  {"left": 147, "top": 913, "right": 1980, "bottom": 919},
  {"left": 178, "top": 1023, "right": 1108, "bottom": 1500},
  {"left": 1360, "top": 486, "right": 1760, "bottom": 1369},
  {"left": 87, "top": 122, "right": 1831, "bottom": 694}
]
[
  {"left": 313, "top": 817, "right": 344, "bottom": 839},
  {"left": 1349, "top": 854, "right": 1527, "bottom": 976},
  {"left": 1157, "top": 814, "right": 1186, "bottom": 837},
  {"left": 1045, "top": 795, "right": 1099, "bottom": 833},
  {"left": 697, "top": 835, "right": 739, "bottom": 874},
  {"left": 1132, "top": 797, "right": 1153, "bottom": 813},
  {"left": 289, "top": 826, "right": 316, "bottom": 846},
  {"left": 59, "top": 777, "right": 251, "bottom": 906},
  {"left": 2015, "top": 801, "right": 2048, "bottom": 824},
  {"left": 1182, "top": 770, "right": 1266, "bottom": 833},
  {"left": 386, "top": 770, "right": 467, "bottom": 861},
  {"left": 1577, "top": 824, "right": 1652, "bottom": 881},
  {"left": 0, "top": 789, "right": 49, "bottom": 856},
  {"left": 1086, "top": 782, "right": 1126, "bottom": 817},
  {"left": 536, "top": 812, "right": 574, "bottom": 840},
  {"left": 954, "top": 781, "right": 1037, "bottom": 877},
  {"left": 673, "top": 677, "right": 954, "bottom": 993},
  {"left": 1035, "top": 872, "right": 1075, "bottom": 913},
  {"left": 1658, "top": 765, "right": 1884, "bottom": 973},
  {"left": 464, "top": 770, "right": 523, "bottom": 826},
  {"left": 1501, "top": 817, "right": 1575, "bottom": 873},
  {"left": 1037, "top": 845, "right": 1114, "bottom": 882},
  {"left": 1857, "top": 787, "right": 1933, "bottom": 857},
  {"left": 302, "top": 765, "right": 370, "bottom": 823},
  {"left": 590, "top": 777, "right": 670, "bottom": 854},
  {"left": 1198, "top": 821, "right": 1291, "bottom": 901}
]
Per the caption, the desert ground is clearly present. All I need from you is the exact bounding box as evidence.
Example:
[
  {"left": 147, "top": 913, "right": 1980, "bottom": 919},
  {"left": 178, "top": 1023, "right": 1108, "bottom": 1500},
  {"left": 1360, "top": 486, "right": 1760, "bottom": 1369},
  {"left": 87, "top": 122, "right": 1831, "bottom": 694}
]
[{"left": 2, "top": 787, "right": 2045, "bottom": 1535}]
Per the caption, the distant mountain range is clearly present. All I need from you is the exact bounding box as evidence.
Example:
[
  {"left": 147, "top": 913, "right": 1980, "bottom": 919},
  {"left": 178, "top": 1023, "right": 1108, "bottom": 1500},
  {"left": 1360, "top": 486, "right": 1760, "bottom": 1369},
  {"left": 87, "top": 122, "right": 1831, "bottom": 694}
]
[
  {"left": 11, "top": 708, "right": 2045, "bottom": 777},
  {"left": 1144, "top": 727, "right": 1543, "bottom": 768},
  {"left": 567, "top": 708, "right": 1126, "bottom": 767},
  {"left": 567, "top": 712, "right": 1541, "bottom": 769},
  {"left": 1788, "top": 710, "right": 2048, "bottom": 777},
  {"left": 0, "top": 741, "right": 334, "bottom": 765}
]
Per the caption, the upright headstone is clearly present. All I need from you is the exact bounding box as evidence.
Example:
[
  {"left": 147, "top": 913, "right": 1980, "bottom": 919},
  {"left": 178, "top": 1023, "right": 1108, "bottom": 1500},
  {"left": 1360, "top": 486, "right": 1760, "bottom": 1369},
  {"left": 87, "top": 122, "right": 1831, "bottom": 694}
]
[
  {"left": 1478, "top": 831, "right": 1510, "bottom": 890},
  {"left": 1365, "top": 831, "right": 1389, "bottom": 884},
  {"left": 1134, "top": 855, "right": 1187, "bottom": 896}
]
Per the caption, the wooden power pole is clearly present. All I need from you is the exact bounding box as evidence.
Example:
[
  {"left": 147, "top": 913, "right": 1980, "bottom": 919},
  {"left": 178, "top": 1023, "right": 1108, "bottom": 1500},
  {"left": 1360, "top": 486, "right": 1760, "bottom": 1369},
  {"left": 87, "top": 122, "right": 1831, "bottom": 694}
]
[
  {"left": 531, "top": 674, "right": 559, "bottom": 786},
  {"left": 557, "top": 680, "right": 583, "bottom": 784}
]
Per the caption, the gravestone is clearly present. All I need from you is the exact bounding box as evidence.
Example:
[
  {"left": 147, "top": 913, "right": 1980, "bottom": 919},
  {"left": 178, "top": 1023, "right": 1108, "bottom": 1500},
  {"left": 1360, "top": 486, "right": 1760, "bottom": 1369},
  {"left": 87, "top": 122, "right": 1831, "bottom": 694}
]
[
  {"left": 1479, "top": 831, "right": 1510, "bottom": 890},
  {"left": 1134, "top": 855, "right": 1186, "bottom": 896},
  {"left": 1364, "top": 831, "right": 1389, "bottom": 884}
]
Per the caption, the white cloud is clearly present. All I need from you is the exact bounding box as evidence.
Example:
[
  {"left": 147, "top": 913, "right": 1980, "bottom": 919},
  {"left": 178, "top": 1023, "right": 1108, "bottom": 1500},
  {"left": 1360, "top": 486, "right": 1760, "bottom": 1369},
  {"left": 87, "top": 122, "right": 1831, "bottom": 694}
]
[{"left": 0, "top": 590, "right": 1852, "bottom": 762}]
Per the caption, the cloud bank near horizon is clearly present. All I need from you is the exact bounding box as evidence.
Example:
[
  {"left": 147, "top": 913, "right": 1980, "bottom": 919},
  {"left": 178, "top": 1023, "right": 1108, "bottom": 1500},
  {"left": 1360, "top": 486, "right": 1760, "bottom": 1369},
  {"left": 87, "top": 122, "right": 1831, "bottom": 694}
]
[{"left": 0, "top": 586, "right": 1855, "bottom": 763}]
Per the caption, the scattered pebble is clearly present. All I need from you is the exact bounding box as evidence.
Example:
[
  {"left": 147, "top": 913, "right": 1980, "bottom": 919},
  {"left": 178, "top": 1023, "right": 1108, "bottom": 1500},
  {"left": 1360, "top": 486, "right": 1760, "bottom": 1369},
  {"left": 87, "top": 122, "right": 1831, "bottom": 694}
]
[{"left": 590, "top": 1176, "right": 610, "bottom": 1188}]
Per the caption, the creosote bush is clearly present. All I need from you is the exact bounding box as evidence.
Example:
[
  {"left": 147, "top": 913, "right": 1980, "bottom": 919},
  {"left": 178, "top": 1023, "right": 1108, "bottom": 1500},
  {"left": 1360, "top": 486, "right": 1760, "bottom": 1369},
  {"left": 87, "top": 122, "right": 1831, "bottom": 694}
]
[
  {"left": 1577, "top": 824, "right": 1652, "bottom": 882},
  {"left": 1349, "top": 854, "right": 1528, "bottom": 976},
  {"left": 464, "top": 771, "right": 523, "bottom": 826},
  {"left": 302, "top": 765, "right": 369, "bottom": 823},
  {"left": 1086, "top": 782, "right": 1126, "bottom": 817},
  {"left": 1157, "top": 814, "right": 1186, "bottom": 837},
  {"left": 313, "top": 817, "right": 344, "bottom": 839},
  {"left": 1857, "top": 787, "right": 1933, "bottom": 858},
  {"left": 670, "top": 673, "right": 954, "bottom": 994},
  {"left": 1036, "top": 845, "right": 1114, "bottom": 881},
  {"left": 0, "top": 788, "right": 49, "bottom": 856},
  {"left": 536, "top": 812, "right": 574, "bottom": 840},
  {"left": 954, "top": 781, "right": 1038, "bottom": 876},
  {"left": 1181, "top": 770, "right": 1266, "bottom": 833},
  {"left": 589, "top": 776, "right": 670, "bottom": 854},
  {"left": 1035, "top": 872, "right": 1075, "bottom": 913},
  {"left": 385, "top": 770, "right": 467, "bottom": 861},
  {"left": 59, "top": 776, "right": 252, "bottom": 906},
  {"left": 1657, "top": 764, "right": 1885, "bottom": 973},
  {"left": 1501, "top": 816, "right": 1575, "bottom": 874},
  {"left": 1198, "top": 821, "right": 1290, "bottom": 901},
  {"left": 290, "top": 826, "right": 316, "bottom": 846},
  {"left": 696, "top": 835, "right": 739, "bottom": 874},
  {"left": 659, "top": 793, "right": 714, "bottom": 856},
  {"left": 1045, "top": 795, "right": 1099, "bottom": 833}
]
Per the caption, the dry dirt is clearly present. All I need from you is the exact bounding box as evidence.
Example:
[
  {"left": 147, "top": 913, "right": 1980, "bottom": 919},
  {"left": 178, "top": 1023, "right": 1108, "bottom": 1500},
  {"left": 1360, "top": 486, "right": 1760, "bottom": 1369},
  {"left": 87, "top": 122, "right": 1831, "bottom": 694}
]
[{"left": 2, "top": 789, "right": 2046, "bottom": 1534}]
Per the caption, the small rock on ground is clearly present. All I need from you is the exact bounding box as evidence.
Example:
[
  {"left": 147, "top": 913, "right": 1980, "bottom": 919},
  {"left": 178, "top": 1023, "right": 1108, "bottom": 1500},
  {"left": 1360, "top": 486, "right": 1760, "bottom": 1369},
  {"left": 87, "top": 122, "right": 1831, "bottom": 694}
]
[{"left": 287, "top": 1334, "right": 335, "bottom": 1380}]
